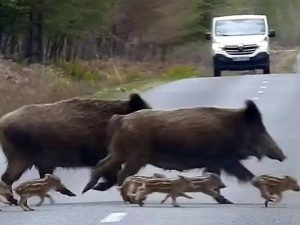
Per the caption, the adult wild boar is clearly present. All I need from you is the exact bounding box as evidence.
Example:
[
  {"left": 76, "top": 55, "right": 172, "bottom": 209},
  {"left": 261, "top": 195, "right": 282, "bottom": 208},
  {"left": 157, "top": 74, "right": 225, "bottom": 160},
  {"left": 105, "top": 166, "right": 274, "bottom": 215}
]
[
  {"left": 83, "top": 100, "right": 286, "bottom": 204},
  {"left": 0, "top": 93, "right": 151, "bottom": 194}
]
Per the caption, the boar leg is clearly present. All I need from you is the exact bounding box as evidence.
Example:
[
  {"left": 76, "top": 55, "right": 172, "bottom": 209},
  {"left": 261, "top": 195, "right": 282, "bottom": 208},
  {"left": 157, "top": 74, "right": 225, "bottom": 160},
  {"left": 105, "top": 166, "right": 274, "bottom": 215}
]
[
  {"left": 179, "top": 193, "right": 193, "bottom": 199},
  {"left": 36, "top": 196, "right": 44, "bottom": 207},
  {"left": 171, "top": 195, "right": 180, "bottom": 207},
  {"left": 202, "top": 188, "right": 233, "bottom": 204},
  {"left": 93, "top": 164, "right": 121, "bottom": 191},
  {"left": 161, "top": 193, "right": 170, "bottom": 204},
  {"left": 83, "top": 155, "right": 121, "bottom": 193},
  {"left": 117, "top": 161, "right": 144, "bottom": 186},
  {"left": 1, "top": 159, "right": 30, "bottom": 186},
  {"left": 37, "top": 166, "right": 54, "bottom": 179},
  {"left": 204, "top": 166, "right": 221, "bottom": 175},
  {"left": 222, "top": 161, "right": 254, "bottom": 182},
  {"left": 19, "top": 196, "right": 33, "bottom": 211}
]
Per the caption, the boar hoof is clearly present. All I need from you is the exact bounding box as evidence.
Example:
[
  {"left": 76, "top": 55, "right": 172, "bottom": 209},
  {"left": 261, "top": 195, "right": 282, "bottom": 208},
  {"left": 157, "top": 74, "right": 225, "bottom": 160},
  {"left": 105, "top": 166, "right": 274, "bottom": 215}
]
[
  {"left": 59, "top": 188, "right": 76, "bottom": 197},
  {"left": 92, "top": 182, "right": 111, "bottom": 191},
  {"left": 264, "top": 200, "right": 269, "bottom": 207},
  {"left": 8, "top": 198, "right": 18, "bottom": 206},
  {"left": 215, "top": 196, "right": 233, "bottom": 204}
]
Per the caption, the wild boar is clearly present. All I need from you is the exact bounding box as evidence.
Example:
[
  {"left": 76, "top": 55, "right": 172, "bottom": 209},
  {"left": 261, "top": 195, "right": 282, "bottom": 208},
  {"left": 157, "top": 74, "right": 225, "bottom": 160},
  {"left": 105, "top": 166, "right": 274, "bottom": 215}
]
[
  {"left": 116, "top": 173, "right": 166, "bottom": 204},
  {"left": 0, "top": 181, "right": 18, "bottom": 210},
  {"left": 83, "top": 100, "right": 286, "bottom": 205},
  {"left": 251, "top": 174, "right": 300, "bottom": 207},
  {"left": 134, "top": 175, "right": 194, "bottom": 207},
  {"left": 14, "top": 174, "right": 76, "bottom": 211},
  {"left": 161, "top": 172, "right": 231, "bottom": 204},
  {"left": 0, "top": 93, "right": 151, "bottom": 199}
]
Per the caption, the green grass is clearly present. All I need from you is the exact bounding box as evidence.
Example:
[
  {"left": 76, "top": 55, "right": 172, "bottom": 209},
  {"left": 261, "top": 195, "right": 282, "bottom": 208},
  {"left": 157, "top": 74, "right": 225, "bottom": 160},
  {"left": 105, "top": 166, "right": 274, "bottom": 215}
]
[{"left": 91, "top": 65, "right": 203, "bottom": 99}]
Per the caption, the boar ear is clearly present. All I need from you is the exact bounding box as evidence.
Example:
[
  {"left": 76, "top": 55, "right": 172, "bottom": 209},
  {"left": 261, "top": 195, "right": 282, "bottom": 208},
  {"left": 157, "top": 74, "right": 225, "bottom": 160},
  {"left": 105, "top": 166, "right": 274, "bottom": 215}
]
[
  {"left": 244, "top": 100, "right": 262, "bottom": 122},
  {"left": 129, "top": 93, "right": 151, "bottom": 112}
]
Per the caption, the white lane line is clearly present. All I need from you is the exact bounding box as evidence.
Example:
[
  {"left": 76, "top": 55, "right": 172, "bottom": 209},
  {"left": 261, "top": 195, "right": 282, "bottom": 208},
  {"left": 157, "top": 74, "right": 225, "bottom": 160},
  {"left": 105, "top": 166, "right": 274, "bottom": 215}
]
[
  {"left": 101, "top": 212, "right": 127, "bottom": 223},
  {"left": 258, "top": 90, "right": 264, "bottom": 94},
  {"left": 262, "top": 80, "right": 269, "bottom": 84},
  {"left": 252, "top": 97, "right": 260, "bottom": 100},
  {"left": 260, "top": 86, "right": 267, "bottom": 89}
]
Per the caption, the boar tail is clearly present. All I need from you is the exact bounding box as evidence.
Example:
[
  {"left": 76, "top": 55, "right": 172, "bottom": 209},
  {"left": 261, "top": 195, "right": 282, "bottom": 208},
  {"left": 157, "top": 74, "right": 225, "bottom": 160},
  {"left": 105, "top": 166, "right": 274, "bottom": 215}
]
[{"left": 244, "top": 100, "right": 262, "bottom": 122}]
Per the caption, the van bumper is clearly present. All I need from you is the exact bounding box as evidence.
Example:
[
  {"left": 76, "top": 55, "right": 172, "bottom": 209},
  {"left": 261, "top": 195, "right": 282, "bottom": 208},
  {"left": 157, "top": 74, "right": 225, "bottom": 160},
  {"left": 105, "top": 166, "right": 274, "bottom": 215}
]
[{"left": 213, "top": 52, "right": 269, "bottom": 71}]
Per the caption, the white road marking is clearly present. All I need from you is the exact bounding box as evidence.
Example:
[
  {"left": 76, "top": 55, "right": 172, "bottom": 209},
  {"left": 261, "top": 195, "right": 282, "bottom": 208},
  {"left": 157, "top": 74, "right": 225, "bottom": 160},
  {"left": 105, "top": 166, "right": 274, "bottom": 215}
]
[
  {"left": 258, "top": 90, "right": 264, "bottom": 94},
  {"left": 260, "top": 86, "right": 267, "bottom": 89},
  {"left": 252, "top": 97, "right": 260, "bottom": 100},
  {"left": 262, "top": 80, "right": 269, "bottom": 84},
  {"left": 101, "top": 212, "right": 127, "bottom": 223}
]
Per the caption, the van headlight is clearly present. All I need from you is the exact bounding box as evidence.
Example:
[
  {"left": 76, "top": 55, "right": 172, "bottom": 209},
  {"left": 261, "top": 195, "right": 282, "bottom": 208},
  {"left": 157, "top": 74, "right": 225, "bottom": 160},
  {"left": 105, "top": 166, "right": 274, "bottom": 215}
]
[
  {"left": 212, "top": 43, "right": 225, "bottom": 53},
  {"left": 258, "top": 41, "right": 269, "bottom": 51}
]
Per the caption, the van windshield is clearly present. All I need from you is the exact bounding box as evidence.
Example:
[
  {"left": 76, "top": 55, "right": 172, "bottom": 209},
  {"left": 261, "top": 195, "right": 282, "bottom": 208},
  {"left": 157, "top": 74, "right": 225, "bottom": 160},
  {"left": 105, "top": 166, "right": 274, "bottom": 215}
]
[{"left": 215, "top": 19, "right": 266, "bottom": 36}]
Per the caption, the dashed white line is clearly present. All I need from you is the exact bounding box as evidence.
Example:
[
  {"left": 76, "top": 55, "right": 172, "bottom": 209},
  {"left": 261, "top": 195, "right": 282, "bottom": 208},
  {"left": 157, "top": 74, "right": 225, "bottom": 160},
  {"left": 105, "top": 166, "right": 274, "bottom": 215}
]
[
  {"left": 252, "top": 97, "right": 260, "bottom": 100},
  {"left": 101, "top": 212, "right": 127, "bottom": 223},
  {"left": 258, "top": 90, "right": 264, "bottom": 94},
  {"left": 260, "top": 86, "right": 267, "bottom": 89},
  {"left": 262, "top": 80, "right": 269, "bottom": 84}
]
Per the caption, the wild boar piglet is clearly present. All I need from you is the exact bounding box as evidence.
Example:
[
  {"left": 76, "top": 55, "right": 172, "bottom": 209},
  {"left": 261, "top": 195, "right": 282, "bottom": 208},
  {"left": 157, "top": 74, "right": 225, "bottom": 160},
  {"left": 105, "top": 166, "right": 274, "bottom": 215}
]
[
  {"left": 116, "top": 173, "right": 166, "bottom": 204},
  {"left": 161, "top": 172, "right": 232, "bottom": 204},
  {"left": 14, "top": 174, "right": 76, "bottom": 211},
  {"left": 135, "top": 175, "right": 194, "bottom": 207},
  {"left": 0, "top": 181, "right": 18, "bottom": 210},
  {"left": 251, "top": 174, "right": 300, "bottom": 207}
]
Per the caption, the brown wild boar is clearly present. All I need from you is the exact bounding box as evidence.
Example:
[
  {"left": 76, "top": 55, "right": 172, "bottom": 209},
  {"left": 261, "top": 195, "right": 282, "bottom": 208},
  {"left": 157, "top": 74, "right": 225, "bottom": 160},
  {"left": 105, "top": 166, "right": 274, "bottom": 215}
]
[
  {"left": 134, "top": 175, "right": 194, "bottom": 207},
  {"left": 160, "top": 172, "right": 230, "bottom": 204},
  {"left": 251, "top": 174, "right": 300, "bottom": 207},
  {"left": 0, "top": 181, "right": 18, "bottom": 210},
  {"left": 83, "top": 100, "right": 286, "bottom": 205},
  {"left": 14, "top": 174, "right": 76, "bottom": 211},
  {"left": 0, "top": 93, "right": 151, "bottom": 201},
  {"left": 116, "top": 173, "right": 166, "bottom": 204}
]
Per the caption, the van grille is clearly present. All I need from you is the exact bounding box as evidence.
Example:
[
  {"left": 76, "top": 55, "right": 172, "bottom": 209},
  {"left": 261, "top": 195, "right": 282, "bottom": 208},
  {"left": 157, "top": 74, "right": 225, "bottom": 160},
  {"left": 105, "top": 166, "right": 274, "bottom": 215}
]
[{"left": 224, "top": 44, "right": 258, "bottom": 55}]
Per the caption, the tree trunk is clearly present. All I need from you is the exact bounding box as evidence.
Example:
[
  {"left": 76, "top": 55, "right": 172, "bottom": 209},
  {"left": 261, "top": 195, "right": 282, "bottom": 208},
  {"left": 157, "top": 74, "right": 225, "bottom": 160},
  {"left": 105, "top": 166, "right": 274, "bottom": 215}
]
[{"left": 26, "top": 0, "right": 44, "bottom": 64}]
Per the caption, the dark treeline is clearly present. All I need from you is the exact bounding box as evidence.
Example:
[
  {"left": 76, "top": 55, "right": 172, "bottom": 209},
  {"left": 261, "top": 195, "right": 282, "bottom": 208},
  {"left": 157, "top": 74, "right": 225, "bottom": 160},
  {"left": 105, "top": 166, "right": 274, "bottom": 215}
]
[{"left": 1, "top": 0, "right": 299, "bottom": 64}]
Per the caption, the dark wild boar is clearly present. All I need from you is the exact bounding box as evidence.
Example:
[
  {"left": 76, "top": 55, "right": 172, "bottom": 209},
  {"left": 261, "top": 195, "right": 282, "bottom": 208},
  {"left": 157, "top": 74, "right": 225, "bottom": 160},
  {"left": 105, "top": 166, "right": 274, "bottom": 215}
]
[
  {"left": 83, "top": 100, "right": 286, "bottom": 204},
  {"left": 0, "top": 93, "right": 151, "bottom": 198}
]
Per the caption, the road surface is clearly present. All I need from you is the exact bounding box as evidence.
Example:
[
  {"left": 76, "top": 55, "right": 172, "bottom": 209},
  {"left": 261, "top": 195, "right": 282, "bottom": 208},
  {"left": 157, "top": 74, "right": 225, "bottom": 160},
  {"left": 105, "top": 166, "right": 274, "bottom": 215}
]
[{"left": 1, "top": 74, "right": 300, "bottom": 225}]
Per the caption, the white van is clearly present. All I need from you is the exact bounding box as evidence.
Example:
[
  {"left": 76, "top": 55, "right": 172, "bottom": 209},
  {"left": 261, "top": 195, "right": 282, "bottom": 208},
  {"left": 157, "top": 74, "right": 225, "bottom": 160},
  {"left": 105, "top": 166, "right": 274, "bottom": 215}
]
[{"left": 206, "top": 15, "right": 275, "bottom": 77}]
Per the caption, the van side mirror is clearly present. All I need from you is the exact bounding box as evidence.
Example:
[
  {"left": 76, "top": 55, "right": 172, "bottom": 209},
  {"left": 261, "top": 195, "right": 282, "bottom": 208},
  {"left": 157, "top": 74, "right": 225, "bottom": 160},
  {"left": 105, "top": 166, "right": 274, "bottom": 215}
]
[
  {"left": 205, "top": 32, "right": 212, "bottom": 40},
  {"left": 268, "top": 30, "right": 276, "bottom": 38}
]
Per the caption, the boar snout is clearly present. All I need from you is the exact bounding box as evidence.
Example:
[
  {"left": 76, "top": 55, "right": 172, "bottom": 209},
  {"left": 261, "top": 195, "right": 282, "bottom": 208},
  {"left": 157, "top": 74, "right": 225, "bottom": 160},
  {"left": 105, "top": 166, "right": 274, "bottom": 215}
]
[
  {"left": 293, "top": 185, "right": 300, "bottom": 192},
  {"left": 260, "top": 134, "right": 286, "bottom": 162}
]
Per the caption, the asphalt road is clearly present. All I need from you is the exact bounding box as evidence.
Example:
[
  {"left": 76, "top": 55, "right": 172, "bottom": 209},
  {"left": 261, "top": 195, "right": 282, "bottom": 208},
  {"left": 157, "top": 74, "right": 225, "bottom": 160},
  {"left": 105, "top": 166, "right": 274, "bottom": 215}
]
[{"left": 1, "top": 74, "right": 300, "bottom": 225}]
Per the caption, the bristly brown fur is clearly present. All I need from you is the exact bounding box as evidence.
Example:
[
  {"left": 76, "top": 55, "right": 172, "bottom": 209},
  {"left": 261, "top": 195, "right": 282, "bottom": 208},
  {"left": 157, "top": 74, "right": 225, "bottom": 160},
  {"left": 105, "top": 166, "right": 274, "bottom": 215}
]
[
  {"left": 83, "top": 100, "right": 286, "bottom": 205},
  {"left": 0, "top": 93, "right": 150, "bottom": 198}
]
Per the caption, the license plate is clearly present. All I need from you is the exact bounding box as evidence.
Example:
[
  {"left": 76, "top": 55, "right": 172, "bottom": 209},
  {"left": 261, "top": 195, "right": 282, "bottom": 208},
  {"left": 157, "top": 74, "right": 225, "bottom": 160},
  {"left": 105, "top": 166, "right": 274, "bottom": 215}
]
[{"left": 233, "top": 57, "right": 250, "bottom": 61}]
